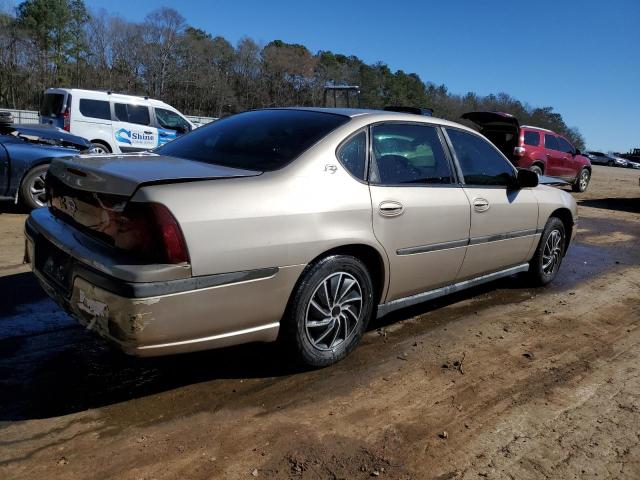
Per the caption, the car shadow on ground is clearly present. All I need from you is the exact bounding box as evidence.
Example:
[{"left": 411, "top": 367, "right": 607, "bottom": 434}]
[
  {"left": 0, "top": 200, "right": 27, "bottom": 214},
  {"left": 578, "top": 197, "right": 640, "bottom": 214}
]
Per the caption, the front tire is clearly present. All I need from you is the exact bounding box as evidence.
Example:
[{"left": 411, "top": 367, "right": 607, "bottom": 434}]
[
  {"left": 527, "top": 217, "right": 566, "bottom": 286},
  {"left": 281, "top": 255, "right": 374, "bottom": 367},
  {"left": 20, "top": 164, "right": 49, "bottom": 209},
  {"left": 572, "top": 168, "right": 590, "bottom": 192}
]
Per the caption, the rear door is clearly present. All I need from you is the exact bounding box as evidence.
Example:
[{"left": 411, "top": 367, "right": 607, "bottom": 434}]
[
  {"left": 368, "top": 122, "right": 471, "bottom": 301},
  {"left": 444, "top": 128, "right": 539, "bottom": 280},
  {"left": 39, "top": 90, "right": 67, "bottom": 128},
  {"left": 543, "top": 134, "right": 565, "bottom": 177},
  {"left": 112, "top": 102, "right": 157, "bottom": 152}
]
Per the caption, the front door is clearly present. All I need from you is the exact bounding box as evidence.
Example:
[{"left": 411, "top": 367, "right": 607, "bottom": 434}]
[
  {"left": 444, "top": 128, "right": 539, "bottom": 280},
  {"left": 368, "top": 122, "right": 471, "bottom": 301}
]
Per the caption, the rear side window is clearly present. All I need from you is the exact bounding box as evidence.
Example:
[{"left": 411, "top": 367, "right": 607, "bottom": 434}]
[
  {"left": 447, "top": 128, "right": 515, "bottom": 187},
  {"left": 79, "top": 99, "right": 111, "bottom": 120},
  {"left": 371, "top": 123, "right": 452, "bottom": 185},
  {"left": 556, "top": 137, "right": 574, "bottom": 154},
  {"left": 523, "top": 131, "right": 540, "bottom": 146},
  {"left": 114, "top": 103, "right": 150, "bottom": 126},
  {"left": 544, "top": 134, "right": 559, "bottom": 151},
  {"left": 40, "top": 93, "right": 65, "bottom": 117},
  {"left": 338, "top": 131, "right": 367, "bottom": 180},
  {"left": 155, "top": 109, "right": 349, "bottom": 171}
]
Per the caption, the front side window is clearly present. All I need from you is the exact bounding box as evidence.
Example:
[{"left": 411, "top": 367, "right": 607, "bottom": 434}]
[
  {"left": 114, "top": 103, "right": 150, "bottom": 126},
  {"left": 446, "top": 128, "right": 516, "bottom": 187},
  {"left": 523, "top": 131, "right": 540, "bottom": 146},
  {"left": 79, "top": 99, "right": 110, "bottom": 120},
  {"left": 544, "top": 134, "right": 559, "bottom": 151},
  {"left": 370, "top": 123, "right": 452, "bottom": 185},
  {"left": 155, "top": 107, "right": 191, "bottom": 133},
  {"left": 556, "top": 136, "right": 574, "bottom": 154},
  {"left": 155, "top": 109, "right": 349, "bottom": 171},
  {"left": 337, "top": 131, "right": 367, "bottom": 180}
]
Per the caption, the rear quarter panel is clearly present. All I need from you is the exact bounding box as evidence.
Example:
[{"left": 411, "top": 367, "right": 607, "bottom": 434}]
[{"left": 133, "top": 128, "right": 385, "bottom": 279}]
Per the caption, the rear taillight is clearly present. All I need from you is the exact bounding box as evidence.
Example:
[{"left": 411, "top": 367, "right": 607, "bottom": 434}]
[
  {"left": 62, "top": 107, "right": 70, "bottom": 131},
  {"left": 149, "top": 203, "right": 190, "bottom": 264},
  {"left": 114, "top": 203, "right": 189, "bottom": 264},
  {"left": 514, "top": 146, "right": 526, "bottom": 156}
]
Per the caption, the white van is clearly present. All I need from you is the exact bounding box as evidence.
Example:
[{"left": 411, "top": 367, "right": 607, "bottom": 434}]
[{"left": 39, "top": 88, "right": 194, "bottom": 154}]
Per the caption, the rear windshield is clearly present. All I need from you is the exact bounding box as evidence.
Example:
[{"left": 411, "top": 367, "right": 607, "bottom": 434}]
[
  {"left": 40, "top": 93, "right": 65, "bottom": 117},
  {"left": 155, "top": 109, "right": 350, "bottom": 171}
]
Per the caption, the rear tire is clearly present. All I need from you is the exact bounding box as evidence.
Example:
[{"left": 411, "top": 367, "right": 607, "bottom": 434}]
[
  {"left": 91, "top": 141, "right": 111, "bottom": 154},
  {"left": 527, "top": 217, "right": 566, "bottom": 286},
  {"left": 530, "top": 164, "right": 543, "bottom": 176},
  {"left": 572, "top": 168, "right": 590, "bottom": 192},
  {"left": 20, "top": 164, "right": 49, "bottom": 209},
  {"left": 281, "top": 255, "right": 374, "bottom": 368}
]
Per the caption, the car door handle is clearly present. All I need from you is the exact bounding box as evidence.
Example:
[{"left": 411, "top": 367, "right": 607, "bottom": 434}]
[
  {"left": 472, "top": 197, "right": 490, "bottom": 212},
  {"left": 546, "top": 154, "right": 552, "bottom": 157},
  {"left": 378, "top": 201, "right": 404, "bottom": 217}
]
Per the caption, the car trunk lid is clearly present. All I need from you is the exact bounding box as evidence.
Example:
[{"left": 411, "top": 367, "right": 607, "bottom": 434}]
[{"left": 48, "top": 152, "right": 261, "bottom": 196}]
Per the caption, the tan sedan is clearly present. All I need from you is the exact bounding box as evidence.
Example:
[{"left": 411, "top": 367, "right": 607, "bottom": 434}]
[{"left": 26, "top": 108, "right": 577, "bottom": 366}]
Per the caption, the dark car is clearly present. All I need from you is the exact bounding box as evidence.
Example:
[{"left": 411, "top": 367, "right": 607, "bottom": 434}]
[
  {"left": 585, "top": 151, "right": 627, "bottom": 167},
  {"left": 0, "top": 113, "right": 94, "bottom": 208},
  {"left": 461, "top": 112, "right": 592, "bottom": 192}
]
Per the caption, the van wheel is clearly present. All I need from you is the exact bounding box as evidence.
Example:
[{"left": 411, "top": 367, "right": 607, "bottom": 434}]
[
  {"left": 572, "top": 168, "right": 590, "bottom": 192},
  {"left": 91, "top": 141, "right": 111, "bottom": 154},
  {"left": 527, "top": 217, "right": 566, "bottom": 286},
  {"left": 281, "top": 255, "right": 374, "bottom": 368},
  {"left": 20, "top": 164, "right": 49, "bottom": 209},
  {"left": 530, "top": 165, "right": 543, "bottom": 176}
]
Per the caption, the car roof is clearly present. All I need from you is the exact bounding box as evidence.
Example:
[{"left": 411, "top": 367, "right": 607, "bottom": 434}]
[
  {"left": 44, "top": 88, "right": 173, "bottom": 108},
  {"left": 272, "top": 107, "right": 479, "bottom": 133}
]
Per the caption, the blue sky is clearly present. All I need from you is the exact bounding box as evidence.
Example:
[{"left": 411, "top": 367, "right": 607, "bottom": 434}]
[{"left": 6, "top": 0, "right": 640, "bottom": 151}]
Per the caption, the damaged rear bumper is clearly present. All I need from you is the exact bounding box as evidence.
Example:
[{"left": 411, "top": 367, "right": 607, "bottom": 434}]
[{"left": 25, "top": 209, "right": 303, "bottom": 357}]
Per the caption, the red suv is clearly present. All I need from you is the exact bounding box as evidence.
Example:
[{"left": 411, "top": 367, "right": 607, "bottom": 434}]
[{"left": 462, "top": 112, "right": 592, "bottom": 192}]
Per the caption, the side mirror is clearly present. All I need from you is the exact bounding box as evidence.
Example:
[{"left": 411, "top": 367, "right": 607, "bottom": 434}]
[
  {"left": 574, "top": 148, "right": 581, "bottom": 156},
  {"left": 515, "top": 168, "right": 539, "bottom": 189}
]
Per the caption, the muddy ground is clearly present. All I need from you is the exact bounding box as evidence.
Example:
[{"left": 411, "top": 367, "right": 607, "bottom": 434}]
[{"left": 0, "top": 165, "right": 639, "bottom": 479}]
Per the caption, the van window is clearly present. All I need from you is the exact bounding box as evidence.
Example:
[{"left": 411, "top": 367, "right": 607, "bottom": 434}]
[
  {"left": 114, "top": 103, "right": 150, "bottom": 126},
  {"left": 40, "top": 93, "right": 65, "bottom": 117},
  {"left": 155, "top": 108, "right": 190, "bottom": 132},
  {"left": 523, "top": 131, "right": 540, "bottom": 146},
  {"left": 79, "top": 99, "right": 111, "bottom": 120}
]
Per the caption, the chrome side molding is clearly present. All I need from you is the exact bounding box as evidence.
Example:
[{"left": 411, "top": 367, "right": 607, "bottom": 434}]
[{"left": 376, "top": 263, "right": 530, "bottom": 318}]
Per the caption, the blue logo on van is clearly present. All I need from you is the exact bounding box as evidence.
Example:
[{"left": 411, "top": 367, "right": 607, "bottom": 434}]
[{"left": 115, "top": 128, "right": 132, "bottom": 145}]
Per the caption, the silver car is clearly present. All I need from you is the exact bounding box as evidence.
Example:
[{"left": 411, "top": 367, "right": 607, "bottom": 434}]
[{"left": 26, "top": 108, "right": 577, "bottom": 366}]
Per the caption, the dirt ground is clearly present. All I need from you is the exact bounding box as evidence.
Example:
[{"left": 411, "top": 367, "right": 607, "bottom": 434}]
[{"left": 0, "top": 165, "right": 638, "bottom": 480}]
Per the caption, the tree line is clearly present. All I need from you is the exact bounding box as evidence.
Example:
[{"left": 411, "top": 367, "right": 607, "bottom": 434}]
[{"left": 0, "top": 0, "right": 585, "bottom": 149}]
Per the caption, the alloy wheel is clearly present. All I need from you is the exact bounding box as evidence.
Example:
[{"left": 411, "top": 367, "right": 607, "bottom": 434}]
[
  {"left": 28, "top": 171, "right": 47, "bottom": 207},
  {"left": 305, "top": 272, "right": 363, "bottom": 351},
  {"left": 542, "top": 229, "right": 563, "bottom": 275},
  {"left": 579, "top": 170, "right": 589, "bottom": 190}
]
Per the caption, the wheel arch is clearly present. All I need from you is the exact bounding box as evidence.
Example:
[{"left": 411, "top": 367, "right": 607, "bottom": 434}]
[
  {"left": 297, "top": 243, "right": 388, "bottom": 306},
  {"left": 90, "top": 139, "right": 113, "bottom": 152},
  {"left": 549, "top": 207, "right": 574, "bottom": 253}
]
